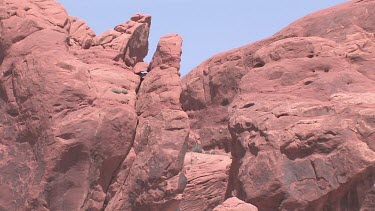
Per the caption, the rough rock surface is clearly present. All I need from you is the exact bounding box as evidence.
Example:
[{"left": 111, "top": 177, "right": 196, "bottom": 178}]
[
  {"left": 213, "top": 197, "right": 258, "bottom": 211},
  {"left": 182, "top": 0, "right": 375, "bottom": 210},
  {"left": 104, "top": 34, "right": 189, "bottom": 210},
  {"left": 180, "top": 152, "right": 232, "bottom": 211},
  {"left": 1, "top": 0, "right": 375, "bottom": 211},
  {"left": 0, "top": 1, "right": 186, "bottom": 211},
  {"left": 68, "top": 16, "right": 96, "bottom": 47}
]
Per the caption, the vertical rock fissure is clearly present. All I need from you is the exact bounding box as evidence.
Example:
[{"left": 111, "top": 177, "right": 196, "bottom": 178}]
[
  {"left": 100, "top": 118, "right": 139, "bottom": 210},
  {"left": 225, "top": 131, "right": 247, "bottom": 201},
  {"left": 102, "top": 34, "right": 190, "bottom": 210}
]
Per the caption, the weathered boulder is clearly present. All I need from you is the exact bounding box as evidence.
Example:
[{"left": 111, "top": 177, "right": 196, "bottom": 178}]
[
  {"left": 89, "top": 13, "right": 151, "bottom": 66},
  {"left": 213, "top": 197, "right": 258, "bottom": 211},
  {"left": 68, "top": 16, "right": 96, "bottom": 48},
  {"left": 180, "top": 152, "right": 232, "bottom": 211},
  {"left": 133, "top": 61, "right": 149, "bottom": 74}
]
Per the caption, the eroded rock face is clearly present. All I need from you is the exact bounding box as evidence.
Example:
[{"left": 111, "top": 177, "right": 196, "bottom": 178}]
[
  {"left": 180, "top": 152, "right": 232, "bottom": 211},
  {"left": 182, "top": 0, "right": 375, "bottom": 210},
  {"left": 104, "top": 34, "right": 190, "bottom": 210},
  {"left": 71, "top": 13, "right": 151, "bottom": 66},
  {"left": 1, "top": 0, "right": 375, "bottom": 210},
  {"left": 0, "top": 1, "right": 150, "bottom": 210},
  {"left": 181, "top": 48, "right": 247, "bottom": 152},
  {"left": 69, "top": 16, "right": 96, "bottom": 48}
]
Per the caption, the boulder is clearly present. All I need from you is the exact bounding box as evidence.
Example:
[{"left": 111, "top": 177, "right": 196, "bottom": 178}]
[
  {"left": 180, "top": 152, "right": 232, "bottom": 211},
  {"left": 213, "top": 197, "right": 258, "bottom": 211}
]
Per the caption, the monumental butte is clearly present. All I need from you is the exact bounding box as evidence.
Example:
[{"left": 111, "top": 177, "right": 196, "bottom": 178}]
[{"left": 0, "top": 0, "right": 374, "bottom": 210}]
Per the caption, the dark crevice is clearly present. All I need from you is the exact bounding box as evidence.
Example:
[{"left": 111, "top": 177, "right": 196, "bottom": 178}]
[
  {"left": 242, "top": 103, "right": 255, "bottom": 109},
  {"left": 225, "top": 126, "right": 247, "bottom": 200},
  {"left": 221, "top": 98, "right": 230, "bottom": 106},
  {"left": 275, "top": 113, "right": 290, "bottom": 118},
  {"left": 253, "top": 59, "right": 265, "bottom": 68},
  {"left": 56, "top": 133, "right": 75, "bottom": 140},
  {"left": 304, "top": 80, "right": 313, "bottom": 85}
]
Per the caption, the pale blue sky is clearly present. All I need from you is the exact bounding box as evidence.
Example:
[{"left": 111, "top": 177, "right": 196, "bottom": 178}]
[{"left": 57, "top": 0, "right": 347, "bottom": 76}]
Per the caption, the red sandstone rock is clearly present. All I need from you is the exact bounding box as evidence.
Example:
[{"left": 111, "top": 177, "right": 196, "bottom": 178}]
[
  {"left": 0, "top": 1, "right": 146, "bottom": 210},
  {"left": 86, "top": 13, "right": 151, "bottom": 66},
  {"left": 69, "top": 16, "right": 96, "bottom": 48},
  {"left": 1, "top": 0, "right": 375, "bottom": 210},
  {"left": 104, "top": 34, "right": 189, "bottom": 210},
  {"left": 182, "top": 0, "right": 375, "bottom": 210},
  {"left": 213, "top": 197, "right": 258, "bottom": 211},
  {"left": 180, "top": 152, "right": 232, "bottom": 211},
  {"left": 133, "top": 61, "right": 149, "bottom": 74}
]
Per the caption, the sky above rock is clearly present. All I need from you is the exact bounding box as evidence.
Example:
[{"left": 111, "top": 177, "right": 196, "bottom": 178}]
[{"left": 57, "top": 0, "right": 346, "bottom": 76}]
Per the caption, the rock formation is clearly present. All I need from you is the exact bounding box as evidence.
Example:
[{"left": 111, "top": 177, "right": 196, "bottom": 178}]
[
  {"left": 105, "top": 34, "right": 189, "bottom": 211},
  {"left": 0, "top": 0, "right": 185, "bottom": 210},
  {"left": 213, "top": 197, "right": 258, "bottom": 211},
  {"left": 182, "top": 0, "right": 375, "bottom": 210},
  {"left": 0, "top": 0, "right": 374, "bottom": 211},
  {"left": 180, "top": 152, "right": 231, "bottom": 211}
]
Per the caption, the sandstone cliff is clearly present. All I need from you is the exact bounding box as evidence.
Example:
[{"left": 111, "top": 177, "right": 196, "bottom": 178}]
[
  {"left": 0, "top": 0, "right": 374, "bottom": 211},
  {"left": 0, "top": 0, "right": 187, "bottom": 210},
  {"left": 182, "top": 0, "right": 375, "bottom": 210}
]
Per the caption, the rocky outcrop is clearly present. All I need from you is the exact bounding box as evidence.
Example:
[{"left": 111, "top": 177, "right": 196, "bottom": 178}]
[
  {"left": 181, "top": 0, "right": 375, "bottom": 210},
  {"left": 104, "top": 34, "right": 189, "bottom": 210},
  {"left": 180, "top": 152, "right": 232, "bottom": 211},
  {"left": 1, "top": 0, "right": 375, "bottom": 210},
  {"left": 181, "top": 48, "right": 246, "bottom": 152},
  {"left": 0, "top": 1, "right": 175, "bottom": 210},
  {"left": 70, "top": 13, "right": 151, "bottom": 67},
  {"left": 68, "top": 16, "right": 96, "bottom": 48},
  {"left": 213, "top": 197, "right": 258, "bottom": 211}
]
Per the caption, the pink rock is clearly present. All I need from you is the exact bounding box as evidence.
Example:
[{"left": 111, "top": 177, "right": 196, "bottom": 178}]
[
  {"left": 180, "top": 152, "right": 232, "bottom": 211},
  {"left": 133, "top": 61, "right": 149, "bottom": 74},
  {"left": 149, "top": 34, "right": 183, "bottom": 71},
  {"left": 213, "top": 197, "right": 258, "bottom": 211},
  {"left": 84, "top": 13, "right": 151, "bottom": 66},
  {"left": 68, "top": 16, "right": 96, "bottom": 47},
  {"left": 181, "top": 1, "right": 375, "bottom": 210},
  {"left": 92, "top": 29, "right": 122, "bottom": 46},
  {"left": 0, "top": 1, "right": 142, "bottom": 210},
  {"left": 121, "top": 14, "right": 151, "bottom": 66},
  {"left": 104, "top": 34, "right": 189, "bottom": 210},
  {"left": 1, "top": 0, "right": 375, "bottom": 211}
]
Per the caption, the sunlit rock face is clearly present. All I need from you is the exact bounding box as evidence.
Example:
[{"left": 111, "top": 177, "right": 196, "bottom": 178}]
[
  {"left": 182, "top": 0, "right": 375, "bottom": 210},
  {"left": 0, "top": 0, "right": 187, "bottom": 210},
  {"left": 0, "top": 0, "right": 374, "bottom": 211}
]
